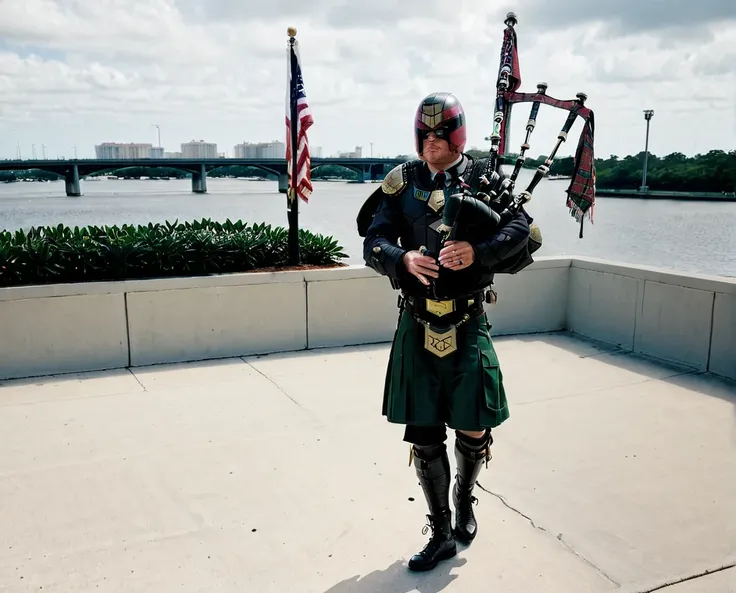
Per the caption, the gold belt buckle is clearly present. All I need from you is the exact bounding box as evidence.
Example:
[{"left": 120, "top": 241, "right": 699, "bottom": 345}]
[
  {"left": 425, "top": 299, "right": 455, "bottom": 317},
  {"left": 424, "top": 325, "right": 457, "bottom": 358}
]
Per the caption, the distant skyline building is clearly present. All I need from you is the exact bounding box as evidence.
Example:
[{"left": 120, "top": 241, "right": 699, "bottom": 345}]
[
  {"left": 232, "top": 141, "right": 323, "bottom": 159},
  {"left": 181, "top": 140, "right": 217, "bottom": 158},
  {"left": 93, "top": 139, "right": 331, "bottom": 160},
  {"left": 336, "top": 146, "right": 362, "bottom": 159},
  {"left": 95, "top": 142, "right": 153, "bottom": 159},
  {"left": 233, "top": 141, "right": 285, "bottom": 159}
]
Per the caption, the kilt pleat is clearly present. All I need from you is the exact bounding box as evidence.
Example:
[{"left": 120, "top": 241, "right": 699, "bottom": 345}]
[{"left": 382, "top": 309, "right": 509, "bottom": 431}]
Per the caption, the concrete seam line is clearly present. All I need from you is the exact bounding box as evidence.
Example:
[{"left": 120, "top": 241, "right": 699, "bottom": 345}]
[
  {"left": 124, "top": 292, "right": 132, "bottom": 368},
  {"left": 126, "top": 368, "right": 147, "bottom": 392},
  {"left": 705, "top": 291, "right": 716, "bottom": 373},
  {"left": 632, "top": 277, "right": 642, "bottom": 352},
  {"left": 511, "top": 369, "right": 696, "bottom": 408},
  {"left": 635, "top": 279, "right": 648, "bottom": 355},
  {"left": 563, "top": 262, "right": 572, "bottom": 331},
  {"left": 240, "top": 358, "right": 303, "bottom": 410},
  {"left": 475, "top": 483, "right": 620, "bottom": 587},
  {"left": 304, "top": 279, "right": 309, "bottom": 350},
  {"left": 634, "top": 562, "right": 736, "bottom": 593}
]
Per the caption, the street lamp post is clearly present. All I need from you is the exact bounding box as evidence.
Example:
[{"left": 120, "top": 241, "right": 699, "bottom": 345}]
[{"left": 641, "top": 109, "right": 654, "bottom": 192}]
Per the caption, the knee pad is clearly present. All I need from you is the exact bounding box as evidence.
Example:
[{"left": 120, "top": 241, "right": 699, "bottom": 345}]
[
  {"left": 412, "top": 443, "right": 446, "bottom": 464},
  {"left": 404, "top": 426, "right": 447, "bottom": 468},
  {"left": 455, "top": 429, "right": 493, "bottom": 457}
]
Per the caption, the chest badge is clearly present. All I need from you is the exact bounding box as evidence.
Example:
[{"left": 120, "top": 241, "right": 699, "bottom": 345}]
[
  {"left": 413, "top": 188, "right": 430, "bottom": 202},
  {"left": 428, "top": 190, "right": 445, "bottom": 213}
]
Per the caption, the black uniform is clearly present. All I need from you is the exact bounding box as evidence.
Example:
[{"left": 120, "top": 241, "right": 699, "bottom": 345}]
[
  {"left": 362, "top": 155, "right": 533, "bottom": 299},
  {"left": 358, "top": 152, "right": 536, "bottom": 571}
]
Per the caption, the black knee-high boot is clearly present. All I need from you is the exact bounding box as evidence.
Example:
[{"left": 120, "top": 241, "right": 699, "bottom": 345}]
[
  {"left": 408, "top": 443, "right": 457, "bottom": 571},
  {"left": 453, "top": 430, "right": 492, "bottom": 544}
]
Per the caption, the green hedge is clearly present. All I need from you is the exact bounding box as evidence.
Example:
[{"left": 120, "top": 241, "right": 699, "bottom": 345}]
[{"left": 0, "top": 219, "right": 348, "bottom": 288}]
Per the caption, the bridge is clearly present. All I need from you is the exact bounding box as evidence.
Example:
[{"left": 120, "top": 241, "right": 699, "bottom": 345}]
[{"left": 0, "top": 157, "right": 405, "bottom": 196}]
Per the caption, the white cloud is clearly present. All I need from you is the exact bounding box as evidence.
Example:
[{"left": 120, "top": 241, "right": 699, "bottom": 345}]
[
  {"left": 0, "top": 0, "right": 734, "bottom": 161},
  {"left": 524, "top": 0, "right": 734, "bottom": 33}
]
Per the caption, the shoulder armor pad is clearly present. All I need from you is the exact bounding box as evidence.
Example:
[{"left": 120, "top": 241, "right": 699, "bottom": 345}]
[{"left": 381, "top": 163, "right": 408, "bottom": 196}]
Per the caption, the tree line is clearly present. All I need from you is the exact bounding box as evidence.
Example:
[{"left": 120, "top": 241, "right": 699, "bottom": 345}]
[{"left": 463, "top": 149, "right": 736, "bottom": 193}]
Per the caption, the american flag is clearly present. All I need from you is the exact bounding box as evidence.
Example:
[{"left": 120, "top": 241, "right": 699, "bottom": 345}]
[{"left": 285, "top": 38, "right": 314, "bottom": 203}]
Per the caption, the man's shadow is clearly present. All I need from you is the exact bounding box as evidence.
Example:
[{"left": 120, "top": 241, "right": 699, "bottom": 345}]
[{"left": 322, "top": 556, "right": 467, "bottom": 593}]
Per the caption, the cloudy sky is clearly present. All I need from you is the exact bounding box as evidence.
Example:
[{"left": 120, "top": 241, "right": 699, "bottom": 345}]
[{"left": 0, "top": 0, "right": 734, "bottom": 161}]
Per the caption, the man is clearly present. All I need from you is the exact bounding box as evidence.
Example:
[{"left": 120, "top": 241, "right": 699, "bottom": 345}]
[{"left": 358, "top": 92, "right": 535, "bottom": 571}]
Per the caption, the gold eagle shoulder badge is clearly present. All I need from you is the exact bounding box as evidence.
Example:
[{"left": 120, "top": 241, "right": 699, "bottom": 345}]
[{"left": 381, "top": 164, "right": 407, "bottom": 196}]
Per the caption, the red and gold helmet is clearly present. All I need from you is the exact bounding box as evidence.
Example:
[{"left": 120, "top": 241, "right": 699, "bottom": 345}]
[{"left": 415, "top": 92, "right": 466, "bottom": 155}]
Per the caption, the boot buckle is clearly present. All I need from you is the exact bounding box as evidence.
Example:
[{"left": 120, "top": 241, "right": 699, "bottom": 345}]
[{"left": 422, "top": 518, "right": 431, "bottom": 536}]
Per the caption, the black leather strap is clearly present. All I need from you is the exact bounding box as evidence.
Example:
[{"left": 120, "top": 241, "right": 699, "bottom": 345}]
[{"left": 399, "top": 292, "right": 485, "bottom": 323}]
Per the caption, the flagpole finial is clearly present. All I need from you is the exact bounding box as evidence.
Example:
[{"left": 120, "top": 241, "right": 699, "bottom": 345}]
[{"left": 287, "top": 27, "right": 297, "bottom": 38}]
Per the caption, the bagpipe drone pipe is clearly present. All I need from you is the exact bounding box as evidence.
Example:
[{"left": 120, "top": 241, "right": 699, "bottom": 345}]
[{"left": 439, "top": 11, "right": 597, "bottom": 256}]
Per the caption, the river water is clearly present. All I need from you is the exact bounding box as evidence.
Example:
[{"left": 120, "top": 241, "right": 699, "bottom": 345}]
[{"left": 1, "top": 170, "right": 734, "bottom": 278}]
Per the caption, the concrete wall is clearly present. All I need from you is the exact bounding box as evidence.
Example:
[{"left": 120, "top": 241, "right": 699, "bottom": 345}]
[
  {"left": 0, "top": 269, "right": 311, "bottom": 380},
  {"left": 0, "top": 293, "right": 128, "bottom": 379},
  {"left": 1, "top": 257, "right": 734, "bottom": 382},
  {"left": 566, "top": 257, "right": 736, "bottom": 381},
  {"left": 305, "top": 267, "right": 397, "bottom": 349},
  {"left": 711, "top": 293, "right": 736, "bottom": 381},
  {"left": 126, "top": 281, "right": 306, "bottom": 366},
  {"left": 488, "top": 257, "right": 570, "bottom": 335}
]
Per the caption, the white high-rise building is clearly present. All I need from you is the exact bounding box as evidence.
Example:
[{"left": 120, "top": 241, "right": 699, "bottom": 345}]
[
  {"left": 233, "top": 141, "right": 285, "bottom": 159},
  {"left": 337, "top": 146, "right": 363, "bottom": 159},
  {"left": 181, "top": 140, "right": 218, "bottom": 159},
  {"left": 95, "top": 143, "right": 153, "bottom": 159}
]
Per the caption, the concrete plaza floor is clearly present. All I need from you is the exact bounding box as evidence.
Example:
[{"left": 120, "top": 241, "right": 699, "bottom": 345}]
[{"left": 1, "top": 331, "right": 735, "bottom": 593}]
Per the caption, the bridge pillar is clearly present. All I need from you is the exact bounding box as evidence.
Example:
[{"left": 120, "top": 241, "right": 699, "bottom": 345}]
[
  {"left": 278, "top": 173, "right": 289, "bottom": 194},
  {"left": 65, "top": 165, "right": 81, "bottom": 197},
  {"left": 192, "top": 164, "right": 207, "bottom": 193}
]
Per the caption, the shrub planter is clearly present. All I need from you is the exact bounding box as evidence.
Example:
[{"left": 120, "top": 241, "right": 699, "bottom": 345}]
[
  {"left": 0, "top": 219, "right": 348, "bottom": 288},
  {"left": 0, "top": 219, "right": 353, "bottom": 380}
]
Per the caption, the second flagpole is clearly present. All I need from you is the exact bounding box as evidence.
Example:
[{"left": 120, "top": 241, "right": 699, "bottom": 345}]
[{"left": 287, "top": 27, "right": 300, "bottom": 265}]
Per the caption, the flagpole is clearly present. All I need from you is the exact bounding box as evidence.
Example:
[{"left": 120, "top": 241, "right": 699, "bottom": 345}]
[{"left": 287, "top": 27, "right": 300, "bottom": 265}]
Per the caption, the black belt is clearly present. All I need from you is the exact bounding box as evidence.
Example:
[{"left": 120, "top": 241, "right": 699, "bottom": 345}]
[{"left": 398, "top": 292, "right": 486, "bottom": 324}]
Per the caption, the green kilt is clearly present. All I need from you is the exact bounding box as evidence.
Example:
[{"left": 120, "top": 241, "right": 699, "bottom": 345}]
[{"left": 382, "top": 307, "right": 509, "bottom": 431}]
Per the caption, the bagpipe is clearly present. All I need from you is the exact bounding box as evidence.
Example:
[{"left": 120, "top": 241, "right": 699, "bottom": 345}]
[{"left": 439, "top": 12, "right": 596, "bottom": 248}]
